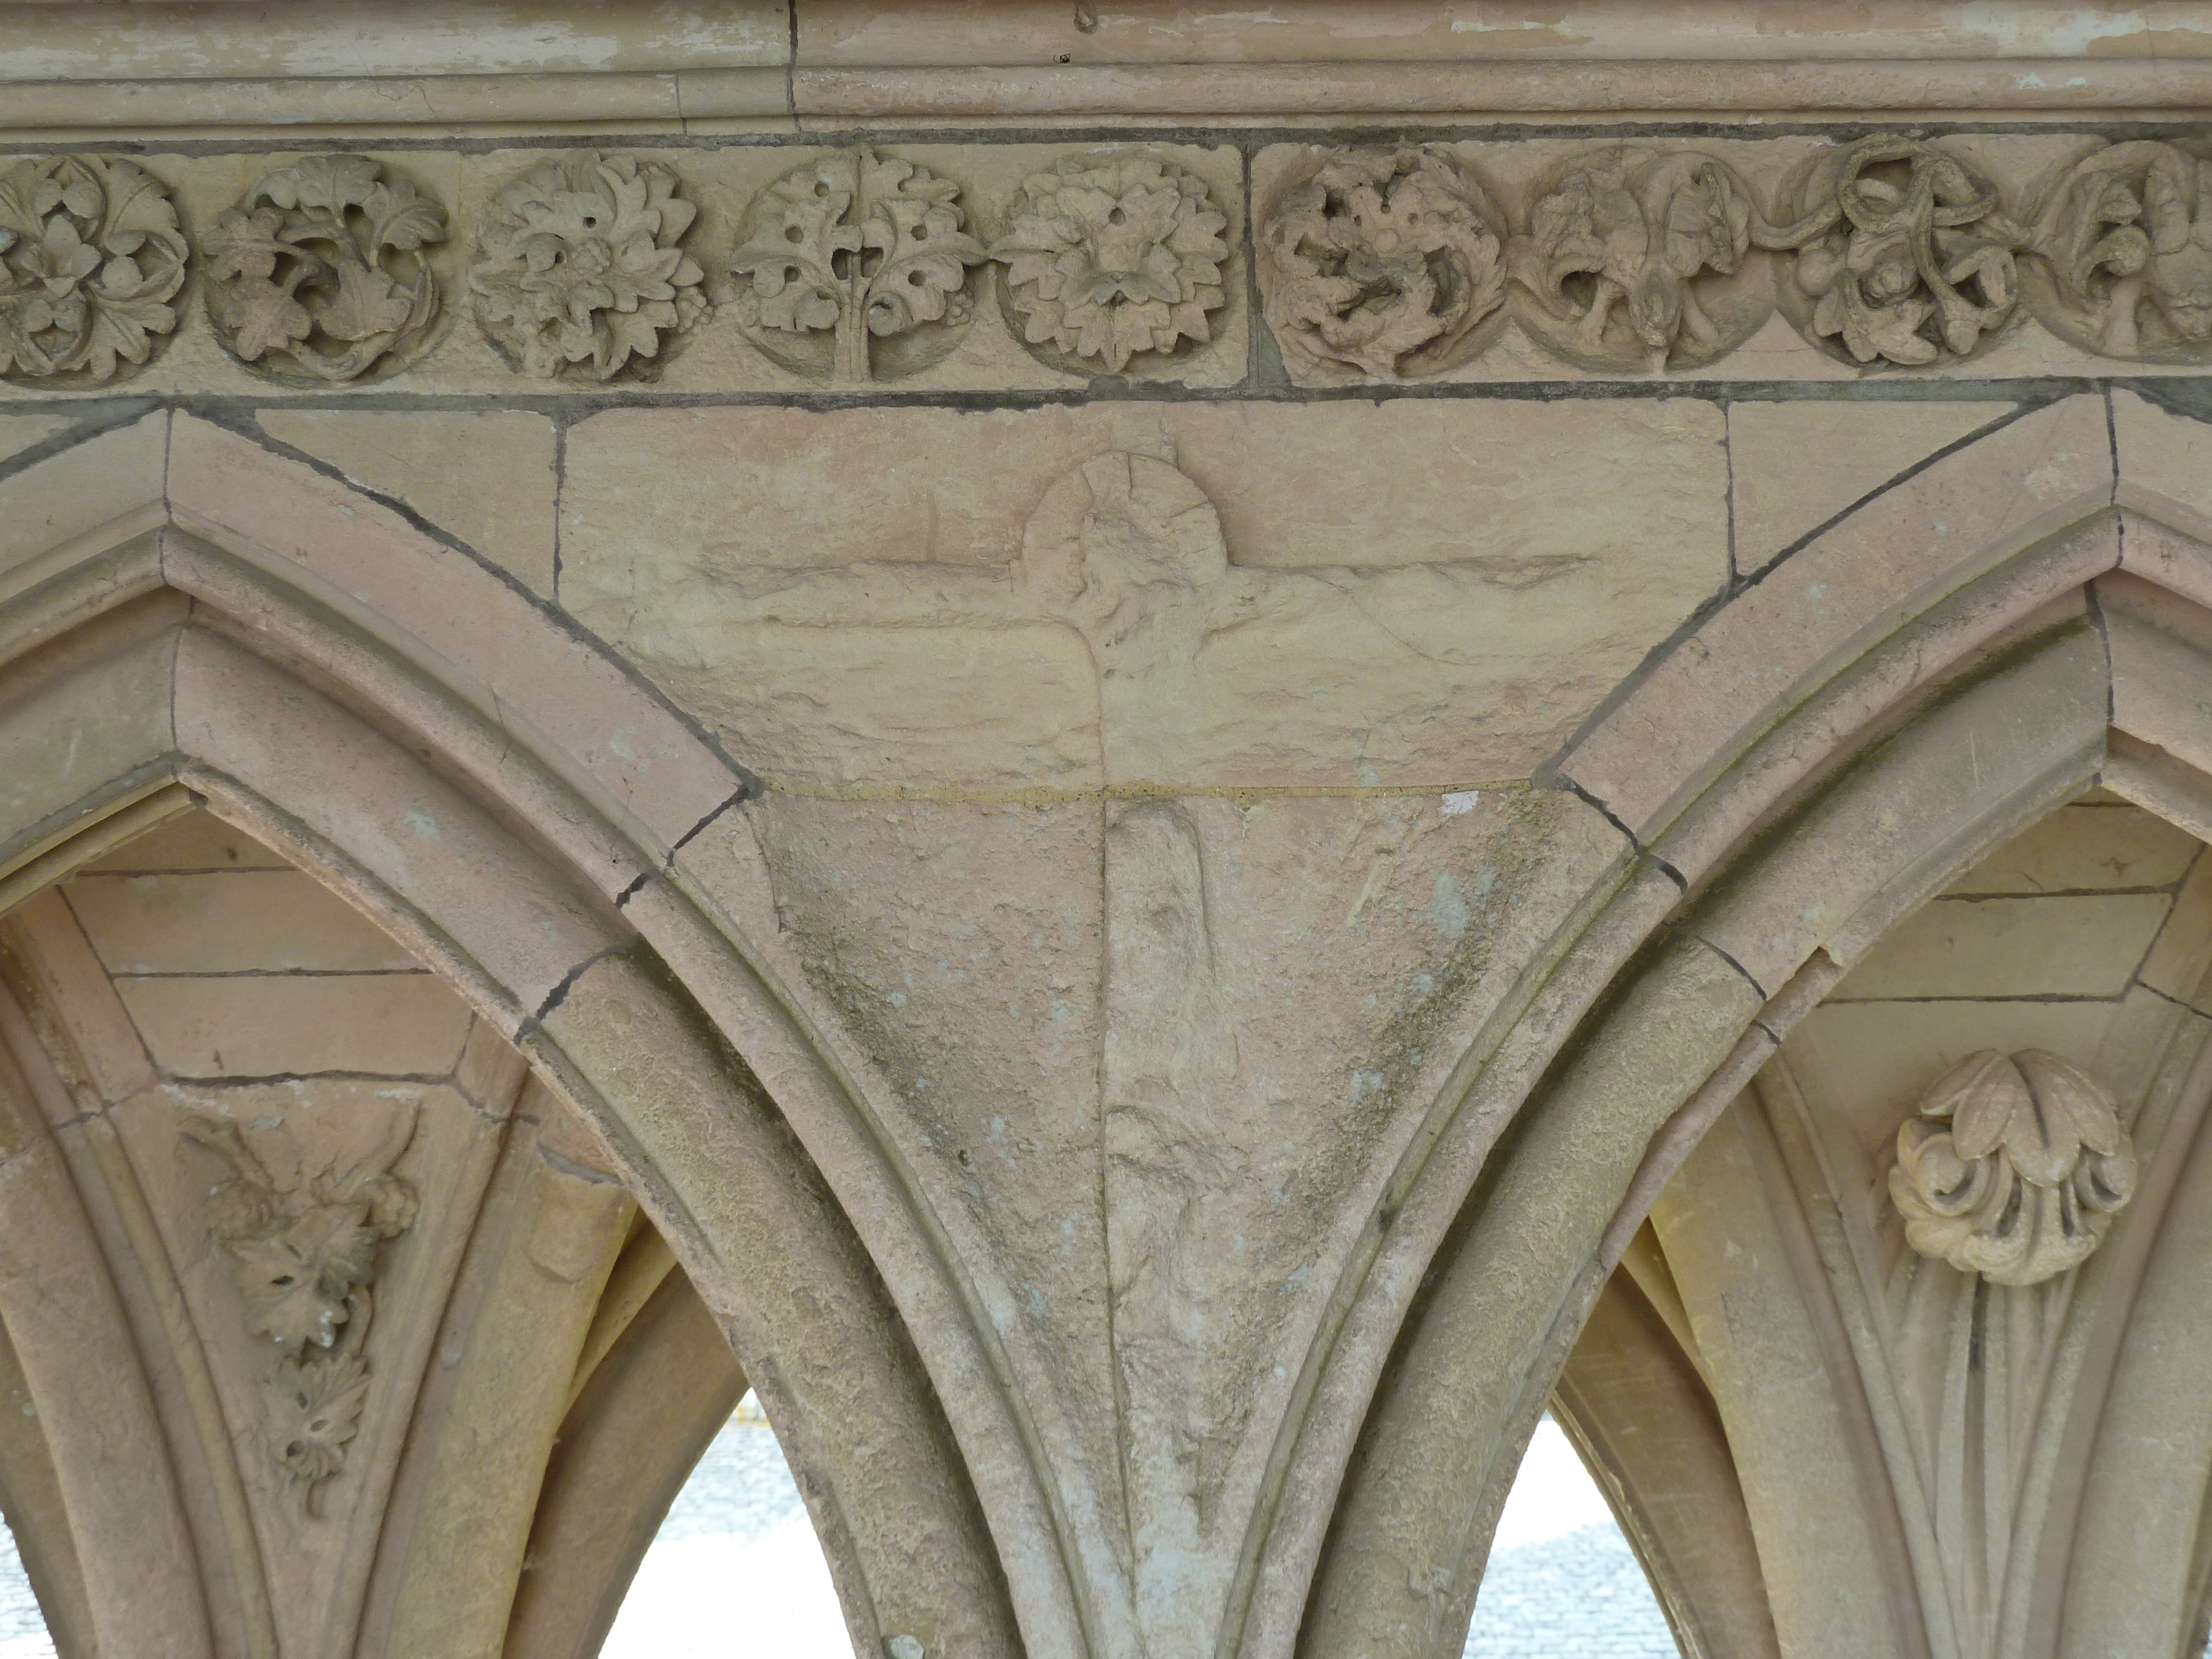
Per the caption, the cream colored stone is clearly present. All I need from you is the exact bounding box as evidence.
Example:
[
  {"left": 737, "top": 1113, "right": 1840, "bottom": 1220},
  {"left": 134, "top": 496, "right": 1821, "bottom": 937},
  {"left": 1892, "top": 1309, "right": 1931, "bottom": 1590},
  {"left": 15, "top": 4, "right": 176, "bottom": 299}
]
[
  {"left": 562, "top": 398, "right": 1726, "bottom": 789},
  {"left": 254, "top": 410, "right": 559, "bottom": 597},
  {"left": 1729, "top": 399, "right": 2020, "bottom": 576},
  {"left": 64, "top": 870, "right": 419, "bottom": 974},
  {"left": 1830, "top": 893, "right": 2174, "bottom": 1001},
  {"left": 79, "top": 808, "right": 290, "bottom": 874},
  {"left": 115, "top": 972, "right": 474, "bottom": 1078},
  {"left": 0, "top": 413, "right": 165, "bottom": 572},
  {"left": 2114, "top": 389, "right": 2212, "bottom": 545},
  {"left": 1944, "top": 800, "right": 2199, "bottom": 895},
  {"left": 0, "top": 415, "right": 82, "bottom": 467}
]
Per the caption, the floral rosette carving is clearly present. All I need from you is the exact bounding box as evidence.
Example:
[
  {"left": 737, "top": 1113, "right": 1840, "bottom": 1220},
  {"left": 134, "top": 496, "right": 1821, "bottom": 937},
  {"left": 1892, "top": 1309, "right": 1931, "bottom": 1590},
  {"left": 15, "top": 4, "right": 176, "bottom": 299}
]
[
  {"left": 990, "top": 153, "right": 1230, "bottom": 375},
  {"left": 731, "top": 149, "right": 987, "bottom": 384},
  {"left": 0, "top": 154, "right": 186, "bottom": 383},
  {"left": 187, "top": 1109, "right": 419, "bottom": 1511},
  {"left": 1768, "top": 136, "right": 2026, "bottom": 367},
  {"left": 1889, "top": 1049, "right": 2137, "bottom": 1287},
  {"left": 470, "top": 150, "right": 706, "bottom": 382},
  {"left": 2023, "top": 139, "right": 2212, "bottom": 361},
  {"left": 204, "top": 154, "right": 447, "bottom": 384},
  {"left": 1258, "top": 146, "right": 1507, "bottom": 382},
  {"left": 1514, "top": 145, "right": 1776, "bottom": 373}
]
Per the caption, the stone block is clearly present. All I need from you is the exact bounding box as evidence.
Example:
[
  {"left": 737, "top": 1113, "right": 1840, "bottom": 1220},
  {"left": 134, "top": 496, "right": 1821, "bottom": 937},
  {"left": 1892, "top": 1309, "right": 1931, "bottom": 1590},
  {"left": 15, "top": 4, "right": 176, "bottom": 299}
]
[
  {"left": 1729, "top": 398, "right": 2020, "bottom": 576},
  {"left": 79, "top": 808, "right": 290, "bottom": 874},
  {"left": 255, "top": 409, "right": 560, "bottom": 598},
  {"left": 1944, "top": 801, "right": 2198, "bottom": 896},
  {"left": 1827, "top": 893, "right": 2173, "bottom": 1001},
  {"left": 64, "top": 869, "right": 419, "bottom": 974},
  {"left": 116, "top": 972, "right": 473, "bottom": 1077}
]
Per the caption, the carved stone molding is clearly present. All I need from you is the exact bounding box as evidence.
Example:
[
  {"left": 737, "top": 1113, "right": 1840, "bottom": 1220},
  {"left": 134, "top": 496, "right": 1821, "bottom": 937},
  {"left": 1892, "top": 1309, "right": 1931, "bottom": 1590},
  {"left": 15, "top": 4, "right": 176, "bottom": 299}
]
[
  {"left": 2024, "top": 139, "right": 2212, "bottom": 362},
  {"left": 990, "top": 152, "right": 1230, "bottom": 374},
  {"left": 731, "top": 148, "right": 987, "bottom": 384},
  {"left": 1768, "top": 135, "right": 2026, "bottom": 367},
  {"left": 1257, "top": 145, "right": 1507, "bottom": 382},
  {"left": 1890, "top": 1048, "right": 2137, "bottom": 1286},
  {"left": 186, "top": 1107, "right": 420, "bottom": 1510},
  {"left": 1514, "top": 145, "right": 1775, "bottom": 373},
  {"left": 471, "top": 149, "right": 706, "bottom": 382},
  {"left": 0, "top": 153, "right": 186, "bottom": 384},
  {"left": 204, "top": 153, "right": 447, "bottom": 384}
]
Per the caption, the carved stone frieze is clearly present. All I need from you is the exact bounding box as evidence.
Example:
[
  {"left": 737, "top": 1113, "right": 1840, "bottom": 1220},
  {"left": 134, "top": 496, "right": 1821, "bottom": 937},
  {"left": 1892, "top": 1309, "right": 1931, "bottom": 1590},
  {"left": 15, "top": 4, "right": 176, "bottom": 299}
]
[
  {"left": 1514, "top": 145, "right": 1775, "bottom": 373},
  {"left": 204, "top": 153, "right": 447, "bottom": 384},
  {"left": 2024, "top": 139, "right": 2212, "bottom": 361},
  {"left": 0, "top": 154, "right": 186, "bottom": 384},
  {"left": 186, "top": 1107, "right": 420, "bottom": 1510},
  {"left": 470, "top": 150, "right": 706, "bottom": 382},
  {"left": 1256, "top": 146, "right": 1507, "bottom": 382},
  {"left": 990, "top": 153, "right": 1229, "bottom": 374},
  {"left": 1768, "top": 136, "right": 2026, "bottom": 367},
  {"left": 731, "top": 149, "right": 987, "bottom": 384},
  {"left": 1890, "top": 1048, "right": 2137, "bottom": 1286}
]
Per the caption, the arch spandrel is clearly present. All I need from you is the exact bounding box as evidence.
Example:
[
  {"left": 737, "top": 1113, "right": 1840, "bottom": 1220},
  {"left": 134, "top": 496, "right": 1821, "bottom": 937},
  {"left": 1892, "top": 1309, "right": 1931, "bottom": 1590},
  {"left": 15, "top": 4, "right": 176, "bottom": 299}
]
[
  {"left": 0, "top": 419, "right": 1049, "bottom": 1658},
  {"left": 1287, "top": 392, "right": 2212, "bottom": 1659}
]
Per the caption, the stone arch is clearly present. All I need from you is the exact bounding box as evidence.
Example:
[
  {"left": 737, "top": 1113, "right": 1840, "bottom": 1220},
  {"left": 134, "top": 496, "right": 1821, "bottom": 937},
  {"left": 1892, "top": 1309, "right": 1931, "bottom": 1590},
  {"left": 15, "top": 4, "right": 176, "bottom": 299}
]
[
  {"left": 0, "top": 410, "right": 1074, "bottom": 1658},
  {"left": 1269, "top": 389, "right": 2212, "bottom": 1658}
]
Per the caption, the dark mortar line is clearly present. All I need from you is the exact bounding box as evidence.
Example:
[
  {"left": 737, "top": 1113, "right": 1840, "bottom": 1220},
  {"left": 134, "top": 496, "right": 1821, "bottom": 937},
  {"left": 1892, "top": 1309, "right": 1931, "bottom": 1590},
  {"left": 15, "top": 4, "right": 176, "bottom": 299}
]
[
  {"left": 613, "top": 869, "right": 651, "bottom": 908},
  {"left": 1820, "top": 991, "right": 2131, "bottom": 1006},
  {"left": 19, "top": 116, "right": 2212, "bottom": 161},
  {"left": 1696, "top": 935, "right": 1771, "bottom": 1000},
  {"left": 670, "top": 787, "right": 751, "bottom": 857},
  {"left": 1721, "top": 395, "right": 1739, "bottom": 583},
  {"left": 0, "top": 397, "right": 162, "bottom": 489},
  {"left": 0, "top": 377, "right": 2120, "bottom": 420},
  {"left": 161, "top": 1068, "right": 462, "bottom": 1086},
  {"left": 111, "top": 967, "right": 435, "bottom": 979},
  {"left": 186, "top": 403, "right": 763, "bottom": 791},
  {"left": 1917, "top": 885, "right": 2187, "bottom": 902},
  {"left": 551, "top": 415, "right": 568, "bottom": 597},
  {"left": 526, "top": 943, "right": 618, "bottom": 1025}
]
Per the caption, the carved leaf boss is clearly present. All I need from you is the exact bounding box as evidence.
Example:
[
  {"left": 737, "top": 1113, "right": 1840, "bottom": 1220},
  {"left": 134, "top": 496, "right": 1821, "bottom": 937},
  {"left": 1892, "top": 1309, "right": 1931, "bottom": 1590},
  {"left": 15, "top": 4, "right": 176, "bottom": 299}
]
[
  {"left": 205, "top": 154, "right": 447, "bottom": 383},
  {"left": 0, "top": 154, "right": 186, "bottom": 383},
  {"left": 1890, "top": 1048, "right": 2136, "bottom": 1286},
  {"left": 471, "top": 150, "right": 707, "bottom": 381},
  {"left": 2027, "top": 139, "right": 2212, "bottom": 358},
  {"left": 732, "top": 148, "right": 987, "bottom": 383},
  {"left": 189, "top": 1108, "right": 419, "bottom": 1511}
]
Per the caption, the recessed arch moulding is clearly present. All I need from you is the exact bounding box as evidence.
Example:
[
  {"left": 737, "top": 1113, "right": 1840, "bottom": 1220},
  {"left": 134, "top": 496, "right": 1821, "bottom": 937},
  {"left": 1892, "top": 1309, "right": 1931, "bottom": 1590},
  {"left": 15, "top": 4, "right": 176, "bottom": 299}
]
[{"left": 9, "top": 383, "right": 2212, "bottom": 1659}]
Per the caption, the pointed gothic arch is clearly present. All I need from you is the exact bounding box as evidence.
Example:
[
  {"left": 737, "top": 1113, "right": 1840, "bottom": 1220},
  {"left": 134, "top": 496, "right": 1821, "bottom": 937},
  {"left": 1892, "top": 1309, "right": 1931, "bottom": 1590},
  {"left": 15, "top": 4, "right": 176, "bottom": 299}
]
[
  {"left": 0, "top": 409, "right": 1081, "bottom": 1659},
  {"left": 1266, "top": 388, "right": 2212, "bottom": 1659}
]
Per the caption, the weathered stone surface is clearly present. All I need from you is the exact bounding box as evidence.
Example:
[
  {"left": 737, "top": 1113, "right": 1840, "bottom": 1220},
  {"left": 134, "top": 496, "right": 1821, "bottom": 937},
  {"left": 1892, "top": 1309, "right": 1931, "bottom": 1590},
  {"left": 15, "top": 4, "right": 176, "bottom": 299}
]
[
  {"left": 1942, "top": 800, "right": 2199, "bottom": 894},
  {"left": 1829, "top": 893, "right": 2173, "bottom": 1000},
  {"left": 1728, "top": 398, "right": 2019, "bottom": 575},
  {"left": 562, "top": 398, "right": 1727, "bottom": 790},
  {"left": 255, "top": 410, "right": 559, "bottom": 597},
  {"left": 115, "top": 972, "right": 473, "bottom": 1077}
]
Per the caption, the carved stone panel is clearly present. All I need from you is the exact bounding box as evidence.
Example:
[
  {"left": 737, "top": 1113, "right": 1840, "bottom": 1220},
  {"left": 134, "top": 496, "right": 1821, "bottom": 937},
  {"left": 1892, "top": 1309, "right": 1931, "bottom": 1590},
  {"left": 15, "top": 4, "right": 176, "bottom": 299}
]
[
  {"left": 1512, "top": 144, "right": 1777, "bottom": 374},
  {"left": 1768, "top": 135, "right": 2026, "bottom": 367},
  {"left": 2023, "top": 138, "right": 2212, "bottom": 362},
  {"left": 731, "top": 148, "right": 987, "bottom": 384},
  {"left": 204, "top": 153, "right": 448, "bottom": 384},
  {"left": 990, "top": 152, "right": 1230, "bottom": 376},
  {"left": 0, "top": 154, "right": 186, "bottom": 384},
  {"left": 470, "top": 150, "right": 706, "bottom": 382},
  {"left": 1257, "top": 145, "right": 1509, "bottom": 382}
]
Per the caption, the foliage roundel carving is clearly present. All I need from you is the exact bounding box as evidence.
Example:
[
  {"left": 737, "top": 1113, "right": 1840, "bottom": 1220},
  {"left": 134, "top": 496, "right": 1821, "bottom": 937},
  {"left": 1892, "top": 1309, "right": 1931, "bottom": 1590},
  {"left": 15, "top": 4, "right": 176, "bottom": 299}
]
[
  {"left": 471, "top": 150, "right": 707, "bottom": 382},
  {"left": 204, "top": 153, "right": 448, "bottom": 384},
  {"left": 1257, "top": 145, "right": 1509, "bottom": 382},
  {"left": 731, "top": 148, "right": 988, "bottom": 384},
  {"left": 2022, "top": 138, "right": 2212, "bottom": 363},
  {"left": 990, "top": 152, "right": 1230, "bottom": 375},
  {"left": 0, "top": 153, "right": 187, "bottom": 384}
]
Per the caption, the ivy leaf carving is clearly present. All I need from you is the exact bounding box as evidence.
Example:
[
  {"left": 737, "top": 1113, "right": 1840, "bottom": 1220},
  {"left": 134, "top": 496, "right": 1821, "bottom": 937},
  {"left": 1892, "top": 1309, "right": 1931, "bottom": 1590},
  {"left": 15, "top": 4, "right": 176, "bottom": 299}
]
[
  {"left": 229, "top": 278, "right": 315, "bottom": 361},
  {"left": 363, "top": 173, "right": 448, "bottom": 254},
  {"left": 205, "top": 206, "right": 293, "bottom": 284},
  {"left": 319, "top": 261, "right": 414, "bottom": 341},
  {"left": 263, "top": 153, "right": 382, "bottom": 216}
]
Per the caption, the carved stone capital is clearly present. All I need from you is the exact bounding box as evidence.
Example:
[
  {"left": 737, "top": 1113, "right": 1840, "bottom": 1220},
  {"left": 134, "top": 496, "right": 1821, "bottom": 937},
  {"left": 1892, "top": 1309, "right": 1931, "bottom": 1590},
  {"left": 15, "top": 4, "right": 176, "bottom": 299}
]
[{"left": 1888, "top": 1048, "right": 2137, "bottom": 1286}]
